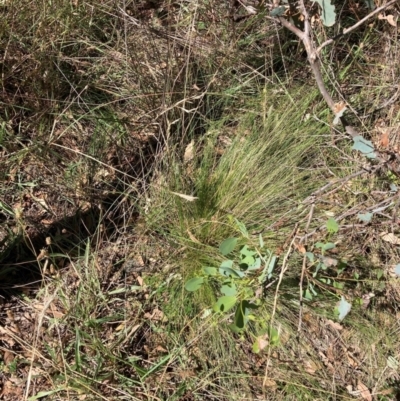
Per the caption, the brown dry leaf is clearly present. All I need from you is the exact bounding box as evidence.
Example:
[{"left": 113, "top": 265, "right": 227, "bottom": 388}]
[
  {"left": 325, "top": 319, "right": 343, "bottom": 330},
  {"left": 187, "top": 229, "right": 201, "bottom": 244},
  {"left": 3, "top": 350, "right": 14, "bottom": 365},
  {"left": 170, "top": 191, "right": 198, "bottom": 202},
  {"left": 36, "top": 248, "right": 49, "bottom": 261},
  {"left": 137, "top": 276, "right": 144, "bottom": 286},
  {"left": 333, "top": 101, "right": 346, "bottom": 114},
  {"left": 263, "top": 379, "right": 277, "bottom": 388},
  {"left": 380, "top": 232, "right": 400, "bottom": 245},
  {"left": 378, "top": 13, "right": 397, "bottom": 27},
  {"left": 115, "top": 323, "right": 126, "bottom": 332},
  {"left": 322, "top": 256, "right": 338, "bottom": 267},
  {"left": 357, "top": 381, "right": 372, "bottom": 401},
  {"left": 178, "top": 370, "right": 196, "bottom": 379},
  {"left": 255, "top": 336, "right": 269, "bottom": 352},
  {"left": 380, "top": 131, "right": 390, "bottom": 147},
  {"left": 0, "top": 380, "right": 23, "bottom": 399},
  {"left": 386, "top": 14, "right": 397, "bottom": 27},
  {"left": 184, "top": 140, "right": 194, "bottom": 162},
  {"left": 33, "top": 301, "right": 65, "bottom": 319},
  {"left": 361, "top": 292, "right": 375, "bottom": 309},
  {"left": 144, "top": 308, "right": 167, "bottom": 322},
  {"left": 155, "top": 345, "right": 167, "bottom": 353},
  {"left": 294, "top": 241, "right": 306, "bottom": 254},
  {"left": 303, "top": 359, "right": 318, "bottom": 375}
]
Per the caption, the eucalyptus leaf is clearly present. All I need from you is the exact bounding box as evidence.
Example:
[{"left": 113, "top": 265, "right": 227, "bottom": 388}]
[
  {"left": 213, "top": 295, "right": 237, "bottom": 313},
  {"left": 364, "top": 0, "right": 375, "bottom": 10},
  {"left": 219, "top": 266, "right": 244, "bottom": 278},
  {"left": 337, "top": 296, "right": 351, "bottom": 321},
  {"left": 220, "top": 260, "right": 233, "bottom": 268},
  {"left": 221, "top": 282, "right": 237, "bottom": 296},
  {"left": 235, "top": 218, "right": 249, "bottom": 238},
  {"left": 240, "top": 245, "right": 257, "bottom": 256},
  {"left": 219, "top": 238, "right": 238, "bottom": 255},
  {"left": 247, "top": 257, "right": 262, "bottom": 271},
  {"left": 326, "top": 217, "right": 339, "bottom": 233},
  {"left": 268, "top": 325, "right": 280, "bottom": 346},
  {"left": 270, "top": 6, "right": 286, "bottom": 17},
  {"left": 185, "top": 277, "right": 204, "bottom": 292},
  {"left": 314, "top": 0, "right": 336, "bottom": 26},
  {"left": 241, "top": 255, "right": 255, "bottom": 266},
  {"left": 234, "top": 302, "right": 246, "bottom": 330},
  {"left": 352, "top": 135, "right": 377, "bottom": 159},
  {"left": 358, "top": 212, "right": 373, "bottom": 223},
  {"left": 203, "top": 266, "right": 217, "bottom": 276}
]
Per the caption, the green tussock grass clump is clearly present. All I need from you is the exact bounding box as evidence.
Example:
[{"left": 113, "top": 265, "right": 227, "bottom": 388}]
[{"left": 147, "top": 85, "right": 329, "bottom": 249}]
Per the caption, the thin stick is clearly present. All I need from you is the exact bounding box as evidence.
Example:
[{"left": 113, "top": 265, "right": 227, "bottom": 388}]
[
  {"left": 298, "top": 204, "right": 315, "bottom": 332},
  {"left": 263, "top": 226, "right": 298, "bottom": 387}
]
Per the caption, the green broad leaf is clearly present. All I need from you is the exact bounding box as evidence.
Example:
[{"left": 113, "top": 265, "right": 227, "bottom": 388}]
[
  {"left": 220, "top": 260, "right": 233, "bottom": 269},
  {"left": 337, "top": 296, "right": 351, "bottom": 321},
  {"left": 358, "top": 212, "right": 373, "bottom": 223},
  {"left": 315, "top": 242, "right": 335, "bottom": 252},
  {"left": 258, "top": 254, "right": 278, "bottom": 283},
  {"left": 304, "top": 289, "right": 313, "bottom": 300},
  {"left": 221, "top": 282, "right": 237, "bottom": 296},
  {"left": 333, "top": 281, "right": 344, "bottom": 289},
  {"left": 235, "top": 218, "right": 249, "bottom": 238},
  {"left": 243, "top": 287, "right": 254, "bottom": 299},
  {"left": 219, "top": 238, "right": 238, "bottom": 255},
  {"left": 326, "top": 217, "right": 339, "bottom": 233},
  {"left": 203, "top": 267, "right": 217, "bottom": 276},
  {"left": 270, "top": 6, "right": 286, "bottom": 17},
  {"left": 267, "top": 255, "right": 277, "bottom": 274},
  {"left": 268, "top": 325, "right": 280, "bottom": 346},
  {"left": 314, "top": 0, "right": 336, "bottom": 27},
  {"left": 309, "top": 284, "right": 318, "bottom": 296},
  {"left": 233, "top": 300, "right": 257, "bottom": 331},
  {"left": 213, "top": 295, "right": 237, "bottom": 313},
  {"left": 364, "top": 0, "right": 375, "bottom": 10},
  {"left": 352, "top": 135, "right": 377, "bottom": 159},
  {"left": 241, "top": 255, "right": 255, "bottom": 266},
  {"left": 185, "top": 277, "right": 204, "bottom": 292},
  {"left": 323, "top": 242, "right": 336, "bottom": 251},
  {"left": 219, "top": 266, "right": 244, "bottom": 278},
  {"left": 234, "top": 303, "right": 246, "bottom": 330},
  {"left": 252, "top": 340, "right": 260, "bottom": 353},
  {"left": 228, "top": 323, "right": 244, "bottom": 334},
  {"left": 240, "top": 245, "right": 257, "bottom": 256},
  {"left": 306, "top": 252, "right": 315, "bottom": 262},
  {"left": 247, "top": 257, "right": 261, "bottom": 271}
]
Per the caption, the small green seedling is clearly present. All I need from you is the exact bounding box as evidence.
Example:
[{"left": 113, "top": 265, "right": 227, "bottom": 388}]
[{"left": 184, "top": 222, "right": 278, "bottom": 336}]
